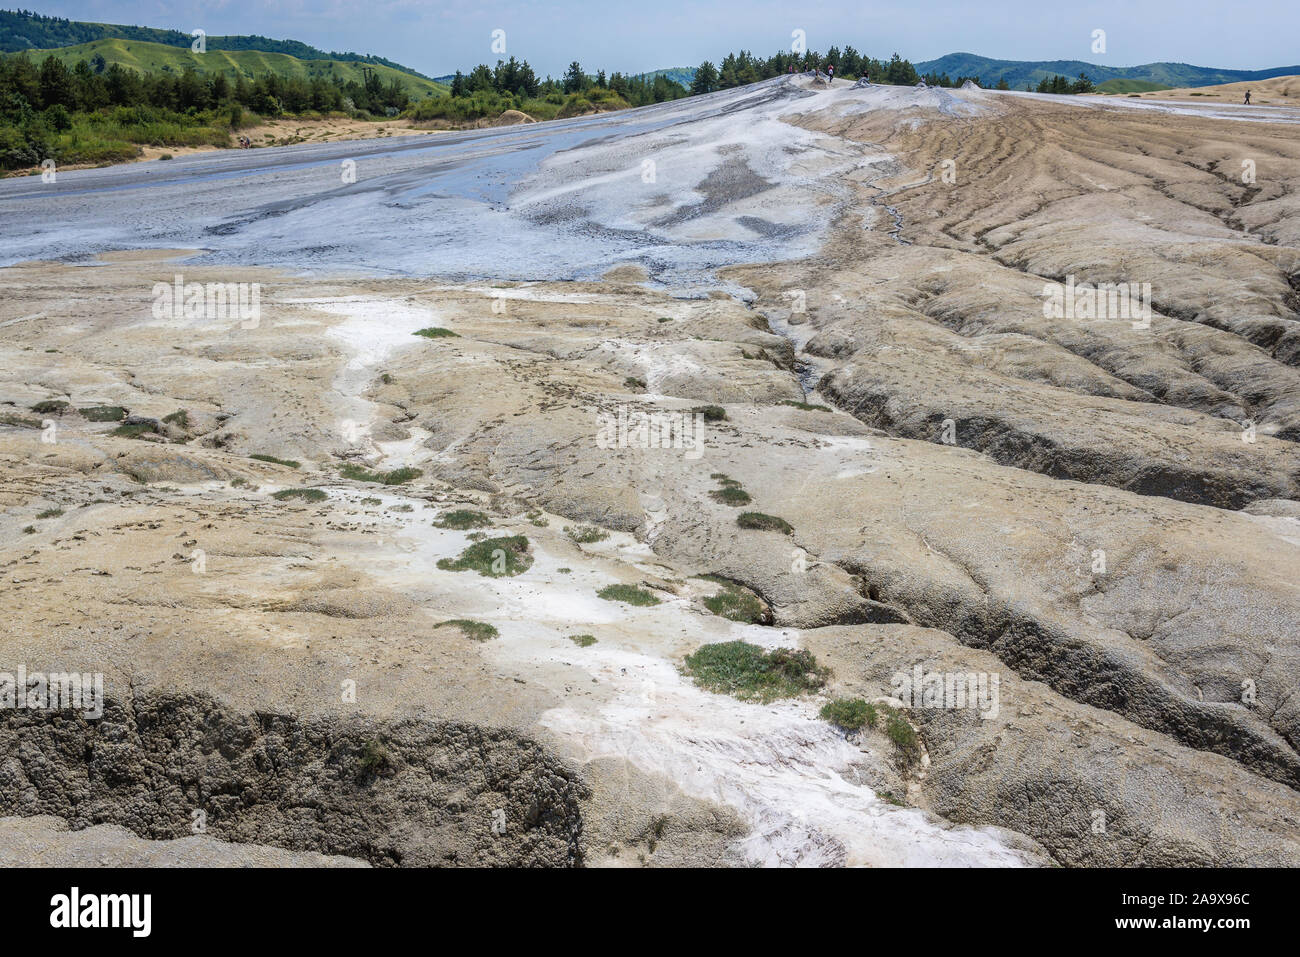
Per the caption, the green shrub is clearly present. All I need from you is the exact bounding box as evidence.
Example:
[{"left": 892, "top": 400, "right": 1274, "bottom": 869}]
[
  {"left": 161, "top": 409, "right": 190, "bottom": 429},
  {"left": 624, "top": 376, "right": 647, "bottom": 390},
  {"left": 566, "top": 524, "right": 609, "bottom": 544},
  {"left": 737, "top": 512, "right": 793, "bottom": 534},
  {"left": 413, "top": 326, "right": 459, "bottom": 338},
  {"left": 339, "top": 463, "right": 422, "bottom": 485},
  {"left": 693, "top": 405, "right": 727, "bottom": 421},
  {"left": 596, "top": 583, "right": 661, "bottom": 606},
  {"left": 110, "top": 423, "right": 158, "bottom": 439},
  {"left": 357, "top": 739, "right": 391, "bottom": 776},
  {"left": 35, "top": 508, "right": 64, "bottom": 519},
  {"left": 437, "top": 535, "right": 532, "bottom": 577},
  {"left": 30, "top": 400, "right": 69, "bottom": 414},
  {"left": 684, "top": 641, "right": 829, "bottom": 703},
  {"left": 780, "top": 399, "right": 830, "bottom": 412},
  {"left": 271, "top": 487, "right": 327, "bottom": 502},
  {"left": 567, "top": 634, "right": 597, "bottom": 647},
  {"left": 709, "top": 485, "right": 751, "bottom": 506},
  {"left": 702, "top": 585, "right": 766, "bottom": 623},
  {"left": 820, "top": 698, "right": 878, "bottom": 731},
  {"left": 883, "top": 705, "right": 921, "bottom": 765},
  {"left": 434, "top": 509, "right": 493, "bottom": 529},
  {"left": 78, "top": 405, "right": 127, "bottom": 422},
  {"left": 435, "top": 619, "right": 499, "bottom": 641},
  {"left": 250, "top": 453, "right": 300, "bottom": 469}
]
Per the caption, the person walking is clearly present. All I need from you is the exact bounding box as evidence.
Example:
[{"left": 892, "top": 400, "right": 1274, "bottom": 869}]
[{"left": 1244, "top": 89, "right": 1252, "bottom": 105}]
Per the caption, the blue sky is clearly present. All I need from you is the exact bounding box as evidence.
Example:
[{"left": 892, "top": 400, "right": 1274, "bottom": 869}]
[{"left": 30, "top": 1, "right": 1300, "bottom": 77}]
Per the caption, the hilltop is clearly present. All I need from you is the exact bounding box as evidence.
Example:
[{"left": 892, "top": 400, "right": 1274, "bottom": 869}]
[
  {"left": 24, "top": 37, "right": 446, "bottom": 99},
  {"left": 0, "top": 9, "right": 434, "bottom": 81}
]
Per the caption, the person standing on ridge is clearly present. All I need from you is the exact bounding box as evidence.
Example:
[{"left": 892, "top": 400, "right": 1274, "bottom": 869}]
[{"left": 1244, "top": 89, "right": 1252, "bottom": 104}]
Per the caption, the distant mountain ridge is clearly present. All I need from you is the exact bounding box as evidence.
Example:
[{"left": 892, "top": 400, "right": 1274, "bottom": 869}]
[
  {"left": 912, "top": 52, "right": 1300, "bottom": 90},
  {"left": 0, "top": 8, "right": 433, "bottom": 80},
  {"left": 648, "top": 55, "right": 1298, "bottom": 92}
]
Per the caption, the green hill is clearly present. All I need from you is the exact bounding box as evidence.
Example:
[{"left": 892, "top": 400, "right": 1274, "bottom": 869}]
[
  {"left": 634, "top": 67, "right": 695, "bottom": 88},
  {"left": 0, "top": 9, "right": 434, "bottom": 81},
  {"left": 23, "top": 38, "right": 446, "bottom": 99},
  {"left": 913, "top": 52, "right": 1300, "bottom": 91}
]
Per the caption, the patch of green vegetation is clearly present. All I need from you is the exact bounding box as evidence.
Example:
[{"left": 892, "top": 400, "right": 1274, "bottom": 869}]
[
  {"left": 657, "top": 316, "right": 673, "bottom": 323},
  {"left": 0, "top": 413, "right": 41, "bottom": 429},
  {"left": 435, "top": 619, "right": 499, "bottom": 641},
  {"left": 709, "top": 485, "right": 751, "bottom": 506},
  {"left": 434, "top": 509, "right": 492, "bottom": 530},
  {"left": 567, "top": 634, "right": 597, "bottom": 647},
  {"left": 624, "top": 376, "right": 647, "bottom": 390},
  {"left": 35, "top": 508, "right": 64, "bottom": 519},
  {"left": 565, "top": 524, "right": 609, "bottom": 544},
  {"left": 389, "top": 504, "right": 413, "bottom": 512},
  {"left": 110, "top": 423, "right": 158, "bottom": 439},
  {"left": 683, "top": 641, "right": 829, "bottom": 703},
  {"left": 21, "top": 525, "right": 36, "bottom": 534},
  {"left": 737, "top": 511, "right": 793, "bottom": 534},
  {"left": 597, "top": 583, "right": 661, "bottom": 607},
  {"left": 820, "top": 698, "right": 878, "bottom": 731},
  {"left": 271, "top": 487, "right": 328, "bottom": 503},
  {"left": 702, "top": 585, "right": 766, "bottom": 624},
  {"left": 339, "top": 463, "right": 422, "bottom": 485},
  {"left": 557, "top": 567, "right": 572, "bottom": 574},
  {"left": 78, "top": 405, "right": 127, "bottom": 422},
  {"left": 30, "top": 399, "right": 69, "bottom": 414},
  {"left": 780, "top": 399, "right": 830, "bottom": 412},
  {"left": 882, "top": 704, "right": 921, "bottom": 766},
  {"left": 437, "top": 535, "right": 533, "bottom": 577},
  {"left": 250, "top": 453, "right": 300, "bottom": 469},
  {"left": 380, "top": 372, "right": 393, "bottom": 384},
  {"left": 230, "top": 477, "right": 248, "bottom": 487},
  {"left": 357, "top": 739, "right": 391, "bottom": 776},
  {"left": 161, "top": 409, "right": 190, "bottom": 429},
  {"left": 693, "top": 404, "right": 727, "bottom": 421},
  {"left": 413, "top": 326, "right": 460, "bottom": 338}
]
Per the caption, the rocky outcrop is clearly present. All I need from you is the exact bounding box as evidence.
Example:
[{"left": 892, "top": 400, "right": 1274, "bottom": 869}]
[{"left": 0, "top": 691, "right": 587, "bottom": 867}]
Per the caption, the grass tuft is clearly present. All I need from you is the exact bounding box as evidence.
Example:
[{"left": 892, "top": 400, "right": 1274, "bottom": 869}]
[
  {"left": 271, "top": 487, "right": 327, "bottom": 503},
  {"left": 565, "top": 524, "right": 608, "bottom": 544},
  {"left": 820, "top": 698, "right": 878, "bottom": 731},
  {"left": 437, "top": 535, "right": 532, "bottom": 577},
  {"left": 78, "top": 405, "right": 127, "bottom": 422},
  {"left": 596, "top": 583, "right": 661, "bottom": 606},
  {"left": 250, "top": 453, "right": 301, "bottom": 469},
  {"left": 683, "top": 641, "right": 829, "bottom": 703},
  {"left": 435, "top": 619, "right": 500, "bottom": 641},
  {"left": 567, "top": 634, "right": 597, "bottom": 647},
  {"left": 435, "top": 509, "right": 493, "bottom": 529},
  {"left": 339, "top": 463, "right": 422, "bottom": 485},
  {"left": 702, "top": 585, "right": 766, "bottom": 623},
  {"left": 413, "top": 326, "right": 460, "bottom": 338},
  {"left": 737, "top": 511, "right": 793, "bottom": 534}
]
